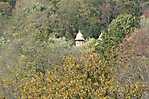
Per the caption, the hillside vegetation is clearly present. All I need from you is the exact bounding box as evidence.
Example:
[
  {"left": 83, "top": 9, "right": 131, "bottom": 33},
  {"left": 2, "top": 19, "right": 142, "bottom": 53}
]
[{"left": 0, "top": 0, "right": 149, "bottom": 99}]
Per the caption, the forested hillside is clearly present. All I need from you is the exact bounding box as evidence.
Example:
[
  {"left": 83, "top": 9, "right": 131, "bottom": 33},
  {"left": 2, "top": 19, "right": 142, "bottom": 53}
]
[{"left": 0, "top": 0, "right": 149, "bottom": 98}]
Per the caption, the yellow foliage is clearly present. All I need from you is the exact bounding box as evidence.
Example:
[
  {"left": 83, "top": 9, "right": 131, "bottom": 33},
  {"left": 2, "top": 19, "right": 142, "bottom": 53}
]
[{"left": 17, "top": 53, "right": 143, "bottom": 99}]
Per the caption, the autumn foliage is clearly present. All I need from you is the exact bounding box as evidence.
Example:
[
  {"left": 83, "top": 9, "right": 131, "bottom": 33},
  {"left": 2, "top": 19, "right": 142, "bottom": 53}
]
[{"left": 16, "top": 52, "right": 143, "bottom": 99}]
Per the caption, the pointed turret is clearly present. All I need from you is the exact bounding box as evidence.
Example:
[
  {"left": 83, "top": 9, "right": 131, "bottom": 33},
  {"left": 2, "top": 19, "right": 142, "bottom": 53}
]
[{"left": 75, "top": 30, "right": 85, "bottom": 46}]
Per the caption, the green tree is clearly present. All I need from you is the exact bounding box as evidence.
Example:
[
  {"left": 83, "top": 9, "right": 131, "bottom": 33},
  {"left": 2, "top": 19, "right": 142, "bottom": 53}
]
[
  {"left": 96, "top": 14, "right": 139, "bottom": 53},
  {"left": 114, "top": 0, "right": 142, "bottom": 17}
]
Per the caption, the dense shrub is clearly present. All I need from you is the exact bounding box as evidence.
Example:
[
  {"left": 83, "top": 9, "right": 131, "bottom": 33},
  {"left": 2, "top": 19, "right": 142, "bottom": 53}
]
[
  {"left": 0, "top": 33, "right": 8, "bottom": 47},
  {"left": 101, "top": 14, "right": 138, "bottom": 47},
  {"left": 16, "top": 53, "right": 143, "bottom": 99},
  {"left": 83, "top": 38, "right": 97, "bottom": 52},
  {"left": 96, "top": 14, "right": 139, "bottom": 61},
  {"left": 0, "top": 35, "right": 86, "bottom": 98}
]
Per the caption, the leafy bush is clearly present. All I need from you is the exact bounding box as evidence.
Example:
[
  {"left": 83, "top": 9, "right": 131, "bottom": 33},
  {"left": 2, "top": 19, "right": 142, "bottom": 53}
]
[
  {"left": 0, "top": 35, "right": 85, "bottom": 98},
  {"left": 23, "top": 2, "right": 47, "bottom": 16},
  {"left": 96, "top": 14, "right": 139, "bottom": 60},
  {"left": 16, "top": 53, "right": 143, "bottom": 99},
  {"left": 82, "top": 38, "right": 97, "bottom": 52},
  {"left": 114, "top": 0, "right": 142, "bottom": 17},
  {"left": 102, "top": 14, "right": 138, "bottom": 46},
  {"left": 0, "top": 35, "right": 7, "bottom": 47}
]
